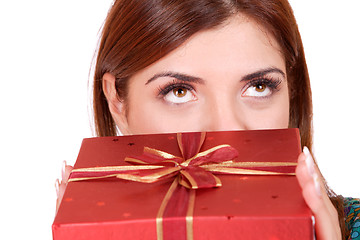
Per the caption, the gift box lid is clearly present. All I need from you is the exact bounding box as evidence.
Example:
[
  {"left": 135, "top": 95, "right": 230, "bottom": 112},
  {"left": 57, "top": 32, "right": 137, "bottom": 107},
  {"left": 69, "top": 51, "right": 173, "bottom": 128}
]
[{"left": 53, "top": 129, "right": 314, "bottom": 240}]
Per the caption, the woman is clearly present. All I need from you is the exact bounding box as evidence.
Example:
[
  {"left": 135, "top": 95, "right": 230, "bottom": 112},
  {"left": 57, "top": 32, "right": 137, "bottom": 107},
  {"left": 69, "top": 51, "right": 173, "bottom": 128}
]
[{"left": 56, "top": 0, "right": 359, "bottom": 239}]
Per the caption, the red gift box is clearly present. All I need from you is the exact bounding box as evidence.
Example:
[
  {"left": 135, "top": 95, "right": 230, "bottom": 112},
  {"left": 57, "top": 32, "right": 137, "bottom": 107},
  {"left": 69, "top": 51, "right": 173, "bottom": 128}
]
[{"left": 53, "top": 129, "right": 314, "bottom": 239}]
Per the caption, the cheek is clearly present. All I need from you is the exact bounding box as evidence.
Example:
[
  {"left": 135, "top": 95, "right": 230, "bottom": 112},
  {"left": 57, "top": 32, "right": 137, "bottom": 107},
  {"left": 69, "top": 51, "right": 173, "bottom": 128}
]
[
  {"left": 269, "top": 92, "right": 289, "bottom": 128},
  {"left": 245, "top": 106, "right": 289, "bottom": 130},
  {"left": 127, "top": 109, "right": 195, "bottom": 134},
  {"left": 126, "top": 102, "right": 160, "bottom": 134},
  {"left": 126, "top": 99, "right": 196, "bottom": 134},
  {"left": 267, "top": 105, "right": 289, "bottom": 128},
  {"left": 243, "top": 91, "right": 290, "bottom": 130},
  {"left": 265, "top": 84, "right": 290, "bottom": 128},
  {"left": 265, "top": 95, "right": 290, "bottom": 128},
  {"left": 126, "top": 101, "right": 290, "bottom": 134}
]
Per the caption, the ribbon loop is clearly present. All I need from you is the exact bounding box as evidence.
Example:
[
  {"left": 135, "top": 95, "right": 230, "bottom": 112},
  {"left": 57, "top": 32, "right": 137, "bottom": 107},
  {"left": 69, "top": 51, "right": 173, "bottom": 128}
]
[
  {"left": 177, "top": 132, "right": 206, "bottom": 160},
  {"left": 179, "top": 166, "right": 222, "bottom": 189},
  {"left": 69, "top": 132, "right": 297, "bottom": 189},
  {"left": 183, "top": 144, "right": 238, "bottom": 167}
]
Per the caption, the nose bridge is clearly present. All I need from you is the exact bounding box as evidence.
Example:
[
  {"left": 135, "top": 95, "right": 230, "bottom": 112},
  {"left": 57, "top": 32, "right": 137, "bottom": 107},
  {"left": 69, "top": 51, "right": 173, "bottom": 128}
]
[{"left": 205, "top": 94, "right": 245, "bottom": 131}]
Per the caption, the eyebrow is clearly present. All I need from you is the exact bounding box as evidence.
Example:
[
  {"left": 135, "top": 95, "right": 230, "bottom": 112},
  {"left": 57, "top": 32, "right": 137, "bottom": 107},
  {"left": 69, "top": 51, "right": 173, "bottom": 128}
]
[
  {"left": 145, "top": 72, "right": 205, "bottom": 85},
  {"left": 145, "top": 67, "right": 286, "bottom": 85},
  {"left": 241, "top": 67, "right": 286, "bottom": 81}
]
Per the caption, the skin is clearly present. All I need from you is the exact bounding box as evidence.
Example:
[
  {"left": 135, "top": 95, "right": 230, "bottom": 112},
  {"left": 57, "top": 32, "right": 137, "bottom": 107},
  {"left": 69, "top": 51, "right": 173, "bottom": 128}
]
[
  {"left": 105, "top": 16, "right": 289, "bottom": 134},
  {"left": 57, "top": 16, "right": 341, "bottom": 239}
]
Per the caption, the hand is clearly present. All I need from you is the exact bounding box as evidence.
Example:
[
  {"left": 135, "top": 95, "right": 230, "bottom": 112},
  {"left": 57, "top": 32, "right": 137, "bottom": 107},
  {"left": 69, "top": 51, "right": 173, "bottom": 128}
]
[
  {"left": 55, "top": 161, "right": 73, "bottom": 213},
  {"left": 296, "top": 147, "right": 342, "bottom": 240}
]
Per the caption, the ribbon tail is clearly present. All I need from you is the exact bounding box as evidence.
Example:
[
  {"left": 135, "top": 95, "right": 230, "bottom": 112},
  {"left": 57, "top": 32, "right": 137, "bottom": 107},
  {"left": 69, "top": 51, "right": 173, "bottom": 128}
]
[
  {"left": 157, "top": 179, "right": 179, "bottom": 240},
  {"left": 157, "top": 178, "right": 196, "bottom": 240},
  {"left": 186, "top": 190, "right": 195, "bottom": 240}
]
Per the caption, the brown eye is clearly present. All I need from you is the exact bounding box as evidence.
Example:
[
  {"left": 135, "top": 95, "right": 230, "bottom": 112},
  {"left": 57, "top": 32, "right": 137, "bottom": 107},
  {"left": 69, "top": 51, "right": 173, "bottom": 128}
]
[
  {"left": 163, "top": 84, "right": 196, "bottom": 104},
  {"left": 173, "top": 88, "right": 187, "bottom": 97},
  {"left": 255, "top": 83, "right": 266, "bottom": 92}
]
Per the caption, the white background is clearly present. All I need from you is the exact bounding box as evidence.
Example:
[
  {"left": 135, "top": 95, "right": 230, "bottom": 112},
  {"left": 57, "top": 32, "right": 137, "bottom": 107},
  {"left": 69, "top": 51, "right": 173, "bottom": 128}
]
[{"left": 0, "top": 1, "right": 359, "bottom": 239}]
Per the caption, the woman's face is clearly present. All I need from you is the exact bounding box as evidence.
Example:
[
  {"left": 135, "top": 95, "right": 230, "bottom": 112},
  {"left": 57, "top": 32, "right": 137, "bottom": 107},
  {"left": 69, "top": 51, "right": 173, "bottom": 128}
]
[{"left": 105, "top": 16, "right": 289, "bottom": 135}]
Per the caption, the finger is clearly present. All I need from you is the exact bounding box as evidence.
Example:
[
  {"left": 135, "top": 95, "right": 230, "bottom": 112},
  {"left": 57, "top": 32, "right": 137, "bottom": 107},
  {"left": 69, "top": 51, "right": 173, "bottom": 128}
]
[
  {"left": 295, "top": 152, "right": 313, "bottom": 190},
  {"left": 56, "top": 177, "right": 70, "bottom": 213},
  {"left": 56, "top": 161, "right": 74, "bottom": 213},
  {"left": 302, "top": 178, "right": 341, "bottom": 240},
  {"left": 61, "top": 160, "right": 73, "bottom": 184},
  {"left": 55, "top": 179, "right": 60, "bottom": 212},
  {"left": 296, "top": 147, "right": 341, "bottom": 240}
]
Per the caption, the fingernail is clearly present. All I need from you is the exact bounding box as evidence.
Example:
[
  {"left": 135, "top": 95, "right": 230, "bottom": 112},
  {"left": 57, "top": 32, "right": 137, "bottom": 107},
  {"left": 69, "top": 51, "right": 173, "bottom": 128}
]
[
  {"left": 61, "top": 160, "right": 67, "bottom": 180},
  {"left": 303, "top": 147, "right": 315, "bottom": 176},
  {"left": 303, "top": 147, "right": 322, "bottom": 197},
  {"left": 55, "top": 179, "right": 60, "bottom": 197}
]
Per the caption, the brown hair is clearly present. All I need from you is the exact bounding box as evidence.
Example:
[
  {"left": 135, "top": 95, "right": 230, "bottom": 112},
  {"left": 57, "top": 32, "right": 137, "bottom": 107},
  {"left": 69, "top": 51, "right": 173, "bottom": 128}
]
[{"left": 92, "top": 0, "right": 346, "bottom": 238}]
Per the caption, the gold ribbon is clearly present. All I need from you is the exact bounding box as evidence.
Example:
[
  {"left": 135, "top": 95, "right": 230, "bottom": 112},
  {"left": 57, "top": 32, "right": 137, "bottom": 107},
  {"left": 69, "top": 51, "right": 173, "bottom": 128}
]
[{"left": 68, "top": 132, "right": 298, "bottom": 240}]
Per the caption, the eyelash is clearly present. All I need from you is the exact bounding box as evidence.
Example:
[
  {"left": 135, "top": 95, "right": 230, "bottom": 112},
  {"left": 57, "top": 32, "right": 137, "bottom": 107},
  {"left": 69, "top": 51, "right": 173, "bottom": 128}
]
[
  {"left": 243, "top": 77, "right": 282, "bottom": 95},
  {"left": 157, "top": 80, "right": 195, "bottom": 97}
]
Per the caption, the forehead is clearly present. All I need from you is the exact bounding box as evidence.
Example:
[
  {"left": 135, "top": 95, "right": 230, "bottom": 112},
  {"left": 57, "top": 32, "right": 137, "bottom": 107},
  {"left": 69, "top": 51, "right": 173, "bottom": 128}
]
[{"left": 131, "top": 15, "right": 285, "bottom": 80}]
